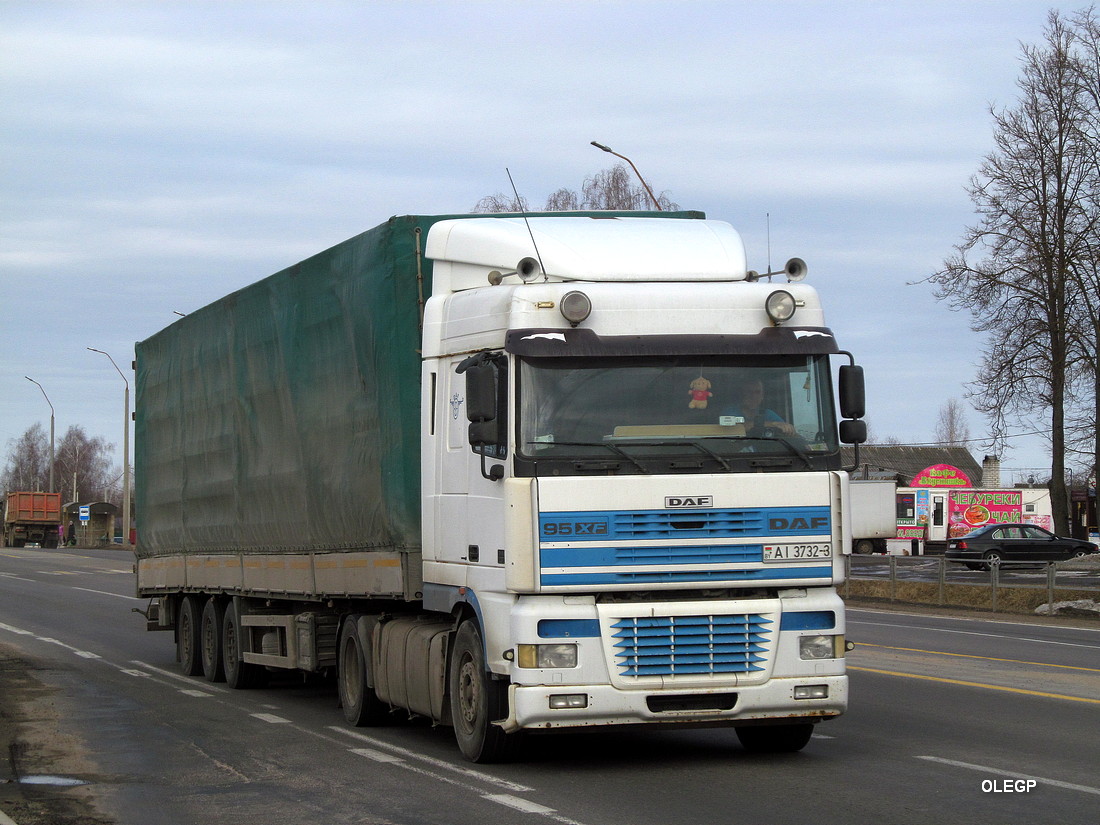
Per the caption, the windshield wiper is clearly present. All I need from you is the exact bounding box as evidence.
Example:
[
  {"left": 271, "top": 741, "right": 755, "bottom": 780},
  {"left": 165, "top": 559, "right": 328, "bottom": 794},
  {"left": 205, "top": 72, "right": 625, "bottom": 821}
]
[
  {"left": 529, "top": 441, "right": 650, "bottom": 474},
  {"left": 615, "top": 439, "right": 732, "bottom": 471},
  {"left": 742, "top": 435, "right": 813, "bottom": 469}
]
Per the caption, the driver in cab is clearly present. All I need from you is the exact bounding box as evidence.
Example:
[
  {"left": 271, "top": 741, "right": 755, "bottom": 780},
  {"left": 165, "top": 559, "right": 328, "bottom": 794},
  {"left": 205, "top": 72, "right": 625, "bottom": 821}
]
[{"left": 720, "top": 379, "right": 795, "bottom": 436}]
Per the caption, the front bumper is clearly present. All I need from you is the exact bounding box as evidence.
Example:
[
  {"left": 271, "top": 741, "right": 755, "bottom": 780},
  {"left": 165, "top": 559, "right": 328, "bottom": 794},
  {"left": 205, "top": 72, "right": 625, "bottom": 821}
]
[{"left": 499, "top": 674, "right": 847, "bottom": 732}]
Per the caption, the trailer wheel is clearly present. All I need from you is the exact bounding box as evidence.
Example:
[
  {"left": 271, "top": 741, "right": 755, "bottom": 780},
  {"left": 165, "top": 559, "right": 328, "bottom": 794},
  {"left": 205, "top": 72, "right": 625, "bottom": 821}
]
[
  {"left": 221, "top": 604, "right": 267, "bottom": 689},
  {"left": 200, "top": 597, "right": 226, "bottom": 682},
  {"left": 853, "top": 539, "right": 875, "bottom": 555},
  {"left": 176, "top": 596, "right": 204, "bottom": 677},
  {"left": 337, "top": 618, "right": 389, "bottom": 726},
  {"left": 735, "top": 723, "right": 814, "bottom": 753},
  {"left": 448, "top": 620, "right": 518, "bottom": 763}
]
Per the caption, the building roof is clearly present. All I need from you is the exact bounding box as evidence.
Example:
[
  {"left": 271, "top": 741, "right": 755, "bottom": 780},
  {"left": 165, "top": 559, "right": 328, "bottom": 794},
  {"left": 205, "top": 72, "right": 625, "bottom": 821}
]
[{"left": 842, "top": 445, "right": 983, "bottom": 486}]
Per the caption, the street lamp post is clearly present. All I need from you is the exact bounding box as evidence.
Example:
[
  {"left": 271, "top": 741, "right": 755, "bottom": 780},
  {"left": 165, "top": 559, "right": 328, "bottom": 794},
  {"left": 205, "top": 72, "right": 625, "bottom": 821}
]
[
  {"left": 25, "top": 376, "right": 55, "bottom": 493},
  {"left": 88, "top": 348, "right": 130, "bottom": 548},
  {"left": 590, "top": 141, "right": 663, "bottom": 211}
]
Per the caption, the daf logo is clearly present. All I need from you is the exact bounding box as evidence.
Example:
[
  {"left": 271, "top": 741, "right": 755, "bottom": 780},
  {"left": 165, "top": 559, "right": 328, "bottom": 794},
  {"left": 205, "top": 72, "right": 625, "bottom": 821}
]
[
  {"left": 665, "top": 496, "right": 713, "bottom": 508},
  {"left": 770, "top": 516, "right": 829, "bottom": 530}
]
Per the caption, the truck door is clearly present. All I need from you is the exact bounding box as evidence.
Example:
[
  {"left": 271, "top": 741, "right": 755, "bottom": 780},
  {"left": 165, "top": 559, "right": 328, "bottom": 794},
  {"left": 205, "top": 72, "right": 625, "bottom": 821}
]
[{"left": 433, "top": 354, "right": 507, "bottom": 575}]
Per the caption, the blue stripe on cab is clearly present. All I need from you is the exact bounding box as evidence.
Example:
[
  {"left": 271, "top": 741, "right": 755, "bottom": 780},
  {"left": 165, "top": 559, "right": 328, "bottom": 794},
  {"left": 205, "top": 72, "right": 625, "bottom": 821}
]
[{"left": 537, "top": 619, "right": 601, "bottom": 638}]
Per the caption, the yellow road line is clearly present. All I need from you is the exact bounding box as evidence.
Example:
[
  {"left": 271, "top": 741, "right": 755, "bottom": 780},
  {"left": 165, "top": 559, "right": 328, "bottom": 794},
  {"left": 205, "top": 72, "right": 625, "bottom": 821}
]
[
  {"left": 848, "top": 666, "right": 1100, "bottom": 704},
  {"left": 856, "top": 642, "right": 1100, "bottom": 673}
]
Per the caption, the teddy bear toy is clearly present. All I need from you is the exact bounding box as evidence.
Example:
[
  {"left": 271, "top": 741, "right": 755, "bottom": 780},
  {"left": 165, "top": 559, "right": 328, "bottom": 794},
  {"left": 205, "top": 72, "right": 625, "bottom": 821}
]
[{"left": 688, "top": 376, "right": 712, "bottom": 409}]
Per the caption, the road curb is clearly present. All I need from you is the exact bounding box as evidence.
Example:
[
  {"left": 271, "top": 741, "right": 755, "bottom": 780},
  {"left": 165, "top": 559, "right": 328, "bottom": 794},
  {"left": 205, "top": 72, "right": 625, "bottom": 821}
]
[{"left": 0, "top": 807, "right": 19, "bottom": 825}]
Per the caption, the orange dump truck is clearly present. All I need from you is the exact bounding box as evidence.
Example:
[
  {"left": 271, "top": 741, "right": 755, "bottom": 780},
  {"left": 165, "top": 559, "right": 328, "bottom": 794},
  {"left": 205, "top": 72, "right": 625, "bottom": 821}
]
[{"left": 3, "top": 491, "right": 62, "bottom": 548}]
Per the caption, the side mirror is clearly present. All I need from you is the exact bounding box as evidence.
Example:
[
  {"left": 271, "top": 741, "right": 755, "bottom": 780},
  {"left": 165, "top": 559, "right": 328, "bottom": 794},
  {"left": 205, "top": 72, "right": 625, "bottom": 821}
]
[
  {"left": 839, "top": 365, "right": 865, "bottom": 420},
  {"left": 465, "top": 364, "right": 497, "bottom": 422},
  {"left": 468, "top": 420, "right": 497, "bottom": 446},
  {"left": 840, "top": 419, "right": 867, "bottom": 445}
]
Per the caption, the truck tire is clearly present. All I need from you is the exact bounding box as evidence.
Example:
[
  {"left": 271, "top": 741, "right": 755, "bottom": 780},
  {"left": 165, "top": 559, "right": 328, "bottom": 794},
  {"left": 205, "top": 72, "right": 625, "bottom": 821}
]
[
  {"left": 200, "top": 597, "right": 226, "bottom": 683},
  {"left": 177, "top": 596, "right": 204, "bottom": 677},
  {"left": 735, "top": 723, "right": 814, "bottom": 753},
  {"left": 853, "top": 539, "right": 875, "bottom": 555},
  {"left": 221, "top": 603, "right": 267, "bottom": 689},
  {"left": 448, "top": 620, "right": 518, "bottom": 763},
  {"left": 337, "top": 618, "right": 390, "bottom": 726}
]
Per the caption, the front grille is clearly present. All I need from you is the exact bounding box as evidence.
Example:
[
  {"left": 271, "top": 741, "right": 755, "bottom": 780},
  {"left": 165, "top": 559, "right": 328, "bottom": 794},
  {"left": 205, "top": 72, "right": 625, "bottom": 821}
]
[
  {"left": 610, "top": 614, "right": 772, "bottom": 677},
  {"left": 611, "top": 510, "right": 766, "bottom": 540}
]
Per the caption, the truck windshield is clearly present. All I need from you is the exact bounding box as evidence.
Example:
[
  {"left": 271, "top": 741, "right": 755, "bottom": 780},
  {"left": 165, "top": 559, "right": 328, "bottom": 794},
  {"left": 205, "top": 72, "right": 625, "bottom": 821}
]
[{"left": 517, "top": 354, "right": 839, "bottom": 469}]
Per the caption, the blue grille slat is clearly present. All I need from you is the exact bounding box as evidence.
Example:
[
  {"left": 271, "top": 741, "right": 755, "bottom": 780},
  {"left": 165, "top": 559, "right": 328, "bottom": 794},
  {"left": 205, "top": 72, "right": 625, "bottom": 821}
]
[
  {"left": 610, "top": 613, "right": 773, "bottom": 679},
  {"left": 540, "top": 544, "right": 763, "bottom": 568},
  {"left": 541, "top": 506, "right": 830, "bottom": 542}
]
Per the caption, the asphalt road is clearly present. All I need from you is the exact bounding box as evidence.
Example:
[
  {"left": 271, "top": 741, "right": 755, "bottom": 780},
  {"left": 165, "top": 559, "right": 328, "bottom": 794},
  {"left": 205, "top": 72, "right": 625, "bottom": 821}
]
[{"left": 1, "top": 547, "right": 1098, "bottom": 825}]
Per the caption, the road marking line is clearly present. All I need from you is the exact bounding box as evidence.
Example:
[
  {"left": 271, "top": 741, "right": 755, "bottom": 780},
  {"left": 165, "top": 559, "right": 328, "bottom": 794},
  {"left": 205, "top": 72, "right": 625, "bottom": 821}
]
[
  {"left": 350, "top": 747, "right": 405, "bottom": 763},
  {"left": 328, "top": 726, "right": 534, "bottom": 792},
  {"left": 251, "top": 712, "right": 290, "bottom": 724},
  {"left": 0, "top": 622, "right": 35, "bottom": 636},
  {"left": 916, "top": 756, "right": 1100, "bottom": 796},
  {"left": 73, "top": 586, "right": 141, "bottom": 601},
  {"left": 848, "top": 607, "right": 1100, "bottom": 634},
  {"left": 0, "top": 572, "right": 35, "bottom": 581},
  {"left": 848, "top": 616, "right": 1100, "bottom": 648},
  {"left": 130, "top": 660, "right": 224, "bottom": 688},
  {"left": 180, "top": 689, "right": 213, "bottom": 698},
  {"left": 856, "top": 642, "right": 1100, "bottom": 673},
  {"left": 483, "top": 794, "right": 556, "bottom": 814},
  {"left": 849, "top": 666, "right": 1100, "bottom": 704}
]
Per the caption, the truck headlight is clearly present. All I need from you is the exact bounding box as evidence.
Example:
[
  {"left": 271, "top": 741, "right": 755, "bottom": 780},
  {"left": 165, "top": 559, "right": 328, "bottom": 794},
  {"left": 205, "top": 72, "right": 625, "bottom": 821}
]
[
  {"left": 517, "top": 643, "right": 578, "bottom": 668},
  {"left": 799, "top": 635, "right": 838, "bottom": 660}
]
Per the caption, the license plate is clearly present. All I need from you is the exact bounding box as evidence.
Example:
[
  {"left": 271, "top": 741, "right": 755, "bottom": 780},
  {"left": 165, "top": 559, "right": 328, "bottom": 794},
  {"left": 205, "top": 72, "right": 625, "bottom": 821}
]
[{"left": 763, "top": 543, "right": 832, "bottom": 561}]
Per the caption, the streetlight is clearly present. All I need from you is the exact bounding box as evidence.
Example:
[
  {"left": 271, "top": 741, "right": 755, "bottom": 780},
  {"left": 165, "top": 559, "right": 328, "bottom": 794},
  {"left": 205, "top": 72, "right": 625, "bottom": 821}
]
[
  {"left": 590, "top": 141, "right": 663, "bottom": 211},
  {"left": 25, "top": 376, "right": 55, "bottom": 493},
  {"left": 88, "top": 348, "right": 130, "bottom": 548}
]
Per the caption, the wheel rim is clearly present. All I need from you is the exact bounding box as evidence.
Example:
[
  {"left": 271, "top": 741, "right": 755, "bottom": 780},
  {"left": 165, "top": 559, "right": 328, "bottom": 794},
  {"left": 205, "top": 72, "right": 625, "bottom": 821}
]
[{"left": 456, "top": 653, "right": 480, "bottom": 732}]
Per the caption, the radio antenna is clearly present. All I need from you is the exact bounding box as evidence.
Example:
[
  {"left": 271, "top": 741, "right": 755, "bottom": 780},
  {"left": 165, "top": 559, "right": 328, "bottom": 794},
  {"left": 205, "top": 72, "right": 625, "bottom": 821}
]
[
  {"left": 766, "top": 212, "right": 772, "bottom": 274},
  {"left": 506, "top": 168, "right": 547, "bottom": 281}
]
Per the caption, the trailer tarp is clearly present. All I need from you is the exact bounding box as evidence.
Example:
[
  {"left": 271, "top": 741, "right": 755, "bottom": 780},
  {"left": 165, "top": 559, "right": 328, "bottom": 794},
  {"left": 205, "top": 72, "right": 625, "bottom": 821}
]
[
  {"left": 135, "top": 215, "right": 450, "bottom": 556},
  {"left": 135, "top": 210, "right": 704, "bottom": 558}
]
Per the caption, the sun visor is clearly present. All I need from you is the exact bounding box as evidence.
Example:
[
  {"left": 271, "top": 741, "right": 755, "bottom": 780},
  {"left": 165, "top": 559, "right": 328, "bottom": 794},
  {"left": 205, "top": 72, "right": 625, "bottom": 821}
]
[{"left": 505, "top": 327, "right": 840, "bottom": 357}]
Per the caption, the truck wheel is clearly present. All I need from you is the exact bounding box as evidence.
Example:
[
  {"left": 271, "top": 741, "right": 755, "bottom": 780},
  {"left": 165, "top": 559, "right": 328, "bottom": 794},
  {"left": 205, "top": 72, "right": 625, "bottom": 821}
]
[
  {"left": 448, "top": 620, "right": 518, "bottom": 763},
  {"left": 853, "top": 539, "right": 875, "bottom": 555},
  {"left": 177, "top": 596, "right": 204, "bottom": 677},
  {"left": 221, "top": 604, "right": 267, "bottom": 689},
  {"left": 735, "top": 723, "right": 814, "bottom": 753},
  {"left": 337, "top": 618, "right": 390, "bottom": 726},
  {"left": 200, "top": 597, "right": 226, "bottom": 682}
]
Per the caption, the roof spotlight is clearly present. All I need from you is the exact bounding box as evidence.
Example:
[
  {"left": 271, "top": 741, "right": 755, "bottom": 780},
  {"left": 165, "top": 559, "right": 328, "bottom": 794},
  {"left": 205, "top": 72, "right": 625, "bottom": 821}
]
[
  {"left": 765, "top": 290, "right": 797, "bottom": 324},
  {"left": 560, "top": 291, "right": 592, "bottom": 326}
]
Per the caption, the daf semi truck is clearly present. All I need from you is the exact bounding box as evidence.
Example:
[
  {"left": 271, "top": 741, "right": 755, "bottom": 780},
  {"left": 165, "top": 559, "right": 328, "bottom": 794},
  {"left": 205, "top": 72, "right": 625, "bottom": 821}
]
[{"left": 135, "top": 211, "right": 867, "bottom": 762}]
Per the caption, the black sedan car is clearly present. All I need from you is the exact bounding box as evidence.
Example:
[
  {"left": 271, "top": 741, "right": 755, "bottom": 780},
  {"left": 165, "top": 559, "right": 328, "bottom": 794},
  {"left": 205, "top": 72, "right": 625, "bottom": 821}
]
[{"left": 945, "top": 523, "right": 1098, "bottom": 569}]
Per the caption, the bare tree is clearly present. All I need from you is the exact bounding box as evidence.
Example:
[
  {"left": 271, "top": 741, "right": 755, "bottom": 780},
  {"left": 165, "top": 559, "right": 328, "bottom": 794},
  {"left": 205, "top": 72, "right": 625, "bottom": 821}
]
[
  {"left": 1064, "top": 6, "right": 1100, "bottom": 525},
  {"left": 4, "top": 423, "right": 120, "bottom": 503},
  {"left": 1, "top": 423, "right": 49, "bottom": 491},
  {"left": 473, "top": 163, "right": 679, "bottom": 213},
  {"left": 471, "top": 192, "right": 530, "bottom": 213},
  {"left": 934, "top": 398, "right": 972, "bottom": 447},
  {"left": 927, "top": 11, "right": 1094, "bottom": 532},
  {"left": 55, "top": 426, "right": 118, "bottom": 504}
]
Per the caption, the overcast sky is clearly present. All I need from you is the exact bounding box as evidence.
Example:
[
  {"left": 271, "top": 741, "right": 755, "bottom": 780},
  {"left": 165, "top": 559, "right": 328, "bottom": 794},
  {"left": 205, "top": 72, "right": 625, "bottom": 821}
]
[{"left": 1, "top": 0, "right": 1083, "bottom": 488}]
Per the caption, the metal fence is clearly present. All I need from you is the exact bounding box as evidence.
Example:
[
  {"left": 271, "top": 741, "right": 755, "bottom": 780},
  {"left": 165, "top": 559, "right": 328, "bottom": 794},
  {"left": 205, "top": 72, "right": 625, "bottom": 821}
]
[{"left": 844, "top": 554, "right": 1100, "bottom": 612}]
